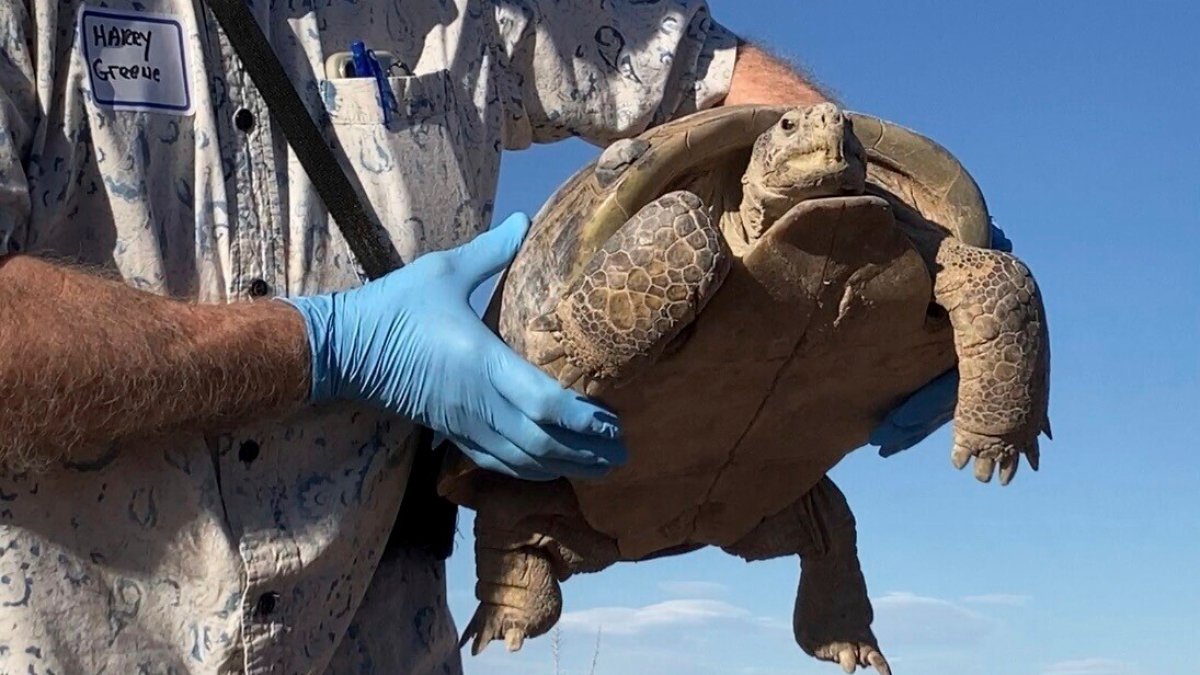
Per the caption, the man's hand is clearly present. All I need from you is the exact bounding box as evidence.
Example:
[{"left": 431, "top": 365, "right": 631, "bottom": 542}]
[
  {"left": 0, "top": 214, "right": 624, "bottom": 481},
  {"left": 283, "top": 213, "right": 627, "bottom": 481}
]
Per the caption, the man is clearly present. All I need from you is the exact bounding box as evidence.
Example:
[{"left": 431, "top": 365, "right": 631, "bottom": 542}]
[{"left": 0, "top": 1, "right": 957, "bottom": 672}]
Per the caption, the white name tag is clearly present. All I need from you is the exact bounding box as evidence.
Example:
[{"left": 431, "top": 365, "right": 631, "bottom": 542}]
[{"left": 79, "top": 7, "right": 193, "bottom": 115}]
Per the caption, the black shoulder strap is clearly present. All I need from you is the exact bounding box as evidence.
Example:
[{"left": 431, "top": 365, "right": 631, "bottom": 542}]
[
  {"left": 201, "top": 0, "right": 400, "bottom": 280},
  {"left": 200, "top": 0, "right": 458, "bottom": 559}
]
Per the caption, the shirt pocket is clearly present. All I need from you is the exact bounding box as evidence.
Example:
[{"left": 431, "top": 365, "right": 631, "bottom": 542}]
[{"left": 318, "top": 69, "right": 480, "bottom": 261}]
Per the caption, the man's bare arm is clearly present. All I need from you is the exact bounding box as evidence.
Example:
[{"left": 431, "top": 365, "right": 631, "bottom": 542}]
[
  {"left": 0, "top": 254, "right": 310, "bottom": 470},
  {"left": 722, "top": 42, "right": 834, "bottom": 107}
]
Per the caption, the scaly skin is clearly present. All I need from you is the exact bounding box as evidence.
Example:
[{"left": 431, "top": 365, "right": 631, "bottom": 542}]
[
  {"left": 531, "top": 103, "right": 864, "bottom": 394},
  {"left": 738, "top": 103, "right": 866, "bottom": 242},
  {"left": 469, "top": 104, "right": 877, "bottom": 669},
  {"left": 463, "top": 103, "right": 1049, "bottom": 671},
  {"left": 461, "top": 485, "right": 622, "bottom": 655},
  {"left": 932, "top": 236, "right": 1052, "bottom": 484},
  {"left": 462, "top": 540, "right": 561, "bottom": 655},
  {"left": 724, "top": 478, "right": 890, "bottom": 675},
  {"left": 529, "top": 190, "right": 730, "bottom": 395}
]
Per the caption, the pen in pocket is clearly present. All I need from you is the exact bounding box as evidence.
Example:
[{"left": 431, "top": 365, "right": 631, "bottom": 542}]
[{"left": 348, "top": 40, "right": 398, "bottom": 125}]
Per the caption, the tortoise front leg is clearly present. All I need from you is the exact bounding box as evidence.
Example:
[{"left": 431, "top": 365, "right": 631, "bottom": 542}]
[
  {"left": 461, "top": 481, "right": 621, "bottom": 655},
  {"left": 932, "top": 237, "right": 1052, "bottom": 484},
  {"left": 724, "top": 477, "right": 890, "bottom": 675},
  {"left": 528, "top": 190, "right": 730, "bottom": 395}
]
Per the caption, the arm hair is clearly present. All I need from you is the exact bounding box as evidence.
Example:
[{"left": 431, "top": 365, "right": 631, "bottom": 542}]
[{"left": 0, "top": 254, "right": 311, "bottom": 472}]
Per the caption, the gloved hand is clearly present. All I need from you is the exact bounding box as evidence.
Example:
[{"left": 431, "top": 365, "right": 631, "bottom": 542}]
[
  {"left": 868, "top": 221, "right": 1014, "bottom": 457},
  {"left": 282, "top": 212, "right": 627, "bottom": 481}
]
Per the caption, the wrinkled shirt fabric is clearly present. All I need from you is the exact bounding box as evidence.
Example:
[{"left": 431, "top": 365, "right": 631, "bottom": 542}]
[{"left": 0, "top": 0, "right": 736, "bottom": 673}]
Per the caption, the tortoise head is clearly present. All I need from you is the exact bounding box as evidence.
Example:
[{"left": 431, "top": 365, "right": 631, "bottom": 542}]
[{"left": 738, "top": 103, "right": 867, "bottom": 241}]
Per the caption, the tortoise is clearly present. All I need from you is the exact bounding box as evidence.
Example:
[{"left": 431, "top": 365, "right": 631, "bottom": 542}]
[{"left": 437, "top": 103, "right": 1052, "bottom": 674}]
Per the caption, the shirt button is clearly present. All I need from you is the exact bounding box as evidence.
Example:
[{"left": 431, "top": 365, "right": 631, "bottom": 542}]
[
  {"left": 247, "top": 278, "right": 271, "bottom": 297},
  {"left": 234, "top": 108, "right": 255, "bottom": 133},
  {"left": 254, "top": 591, "right": 280, "bottom": 618},
  {"left": 238, "top": 440, "right": 260, "bottom": 464}
]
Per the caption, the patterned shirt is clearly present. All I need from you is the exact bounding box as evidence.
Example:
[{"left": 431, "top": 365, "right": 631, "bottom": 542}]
[{"left": 0, "top": 0, "right": 736, "bottom": 673}]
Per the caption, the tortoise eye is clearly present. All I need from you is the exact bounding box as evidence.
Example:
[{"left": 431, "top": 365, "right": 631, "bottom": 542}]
[{"left": 780, "top": 117, "right": 797, "bottom": 132}]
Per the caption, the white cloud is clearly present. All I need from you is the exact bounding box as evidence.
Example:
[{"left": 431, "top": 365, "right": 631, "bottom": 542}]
[
  {"left": 657, "top": 580, "right": 730, "bottom": 598},
  {"left": 1042, "top": 658, "right": 1139, "bottom": 675},
  {"left": 961, "top": 593, "right": 1032, "bottom": 606},
  {"left": 558, "top": 599, "right": 751, "bottom": 636},
  {"left": 468, "top": 651, "right": 554, "bottom": 675},
  {"left": 751, "top": 615, "right": 792, "bottom": 633},
  {"left": 871, "top": 591, "right": 999, "bottom": 645}
]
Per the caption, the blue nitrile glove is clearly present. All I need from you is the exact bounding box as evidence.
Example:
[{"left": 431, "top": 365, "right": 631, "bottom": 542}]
[
  {"left": 282, "top": 212, "right": 627, "bottom": 481},
  {"left": 869, "top": 220, "right": 1014, "bottom": 457}
]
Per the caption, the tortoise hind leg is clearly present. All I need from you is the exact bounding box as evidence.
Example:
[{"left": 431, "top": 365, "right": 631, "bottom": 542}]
[
  {"left": 462, "top": 541, "right": 560, "bottom": 655},
  {"left": 724, "top": 477, "right": 890, "bottom": 675},
  {"left": 931, "top": 237, "right": 1052, "bottom": 485},
  {"left": 462, "top": 482, "right": 621, "bottom": 655},
  {"left": 529, "top": 190, "right": 730, "bottom": 395}
]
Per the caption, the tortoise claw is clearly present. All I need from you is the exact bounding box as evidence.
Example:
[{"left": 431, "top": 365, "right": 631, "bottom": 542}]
[
  {"left": 952, "top": 429, "right": 1040, "bottom": 486},
  {"left": 504, "top": 627, "right": 526, "bottom": 652},
  {"left": 584, "top": 379, "right": 604, "bottom": 397},
  {"left": 973, "top": 456, "right": 995, "bottom": 483},
  {"left": 533, "top": 345, "right": 565, "bottom": 366},
  {"left": 951, "top": 444, "right": 971, "bottom": 470},
  {"left": 529, "top": 312, "right": 561, "bottom": 333},
  {"left": 812, "top": 642, "right": 890, "bottom": 675},
  {"left": 1027, "top": 439, "right": 1041, "bottom": 471},
  {"left": 867, "top": 650, "right": 891, "bottom": 675},
  {"left": 999, "top": 454, "right": 1019, "bottom": 485},
  {"left": 557, "top": 364, "right": 584, "bottom": 389}
]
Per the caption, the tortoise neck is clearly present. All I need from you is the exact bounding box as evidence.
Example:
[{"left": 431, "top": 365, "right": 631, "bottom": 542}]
[{"left": 738, "top": 178, "right": 793, "bottom": 241}]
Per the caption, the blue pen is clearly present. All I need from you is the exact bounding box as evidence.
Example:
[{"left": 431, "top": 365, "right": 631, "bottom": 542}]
[
  {"left": 349, "top": 40, "right": 372, "bottom": 78},
  {"left": 349, "top": 40, "right": 396, "bottom": 125},
  {"left": 348, "top": 40, "right": 369, "bottom": 76}
]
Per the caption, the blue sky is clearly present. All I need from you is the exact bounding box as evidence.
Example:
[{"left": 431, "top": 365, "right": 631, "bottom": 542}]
[{"left": 448, "top": 2, "right": 1200, "bottom": 674}]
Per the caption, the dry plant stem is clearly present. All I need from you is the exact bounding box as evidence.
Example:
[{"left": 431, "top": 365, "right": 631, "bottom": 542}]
[
  {"left": 589, "top": 628, "right": 601, "bottom": 675},
  {"left": 551, "top": 626, "right": 562, "bottom": 675},
  {"left": 0, "top": 254, "right": 311, "bottom": 471},
  {"left": 545, "top": 626, "right": 602, "bottom": 675}
]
